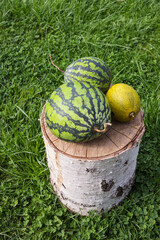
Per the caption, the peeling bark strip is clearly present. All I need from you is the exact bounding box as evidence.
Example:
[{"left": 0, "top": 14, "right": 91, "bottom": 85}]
[
  {"left": 40, "top": 105, "right": 145, "bottom": 216},
  {"left": 55, "top": 152, "right": 63, "bottom": 189}
]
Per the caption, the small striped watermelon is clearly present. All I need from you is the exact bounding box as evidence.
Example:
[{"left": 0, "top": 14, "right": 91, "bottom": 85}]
[
  {"left": 50, "top": 56, "right": 112, "bottom": 93},
  {"left": 45, "top": 80, "right": 111, "bottom": 142},
  {"left": 64, "top": 57, "right": 112, "bottom": 93}
]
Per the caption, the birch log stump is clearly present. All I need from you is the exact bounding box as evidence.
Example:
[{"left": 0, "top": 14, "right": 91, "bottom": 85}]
[{"left": 40, "top": 105, "right": 145, "bottom": 216}]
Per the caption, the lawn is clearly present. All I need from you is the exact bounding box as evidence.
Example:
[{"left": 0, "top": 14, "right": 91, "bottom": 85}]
[{"left": 0, "top": 0, "right": 160, "bottom": 239}]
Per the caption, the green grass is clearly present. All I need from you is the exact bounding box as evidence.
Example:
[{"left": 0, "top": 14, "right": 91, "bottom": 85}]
[{"left": 0, "top": 0, "right": 160, "bottom": 239}]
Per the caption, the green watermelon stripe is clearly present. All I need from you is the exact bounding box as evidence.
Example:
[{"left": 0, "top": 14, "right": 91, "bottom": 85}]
[
  {"left": 45, "top": 113, "right": 89, "bottom": 134},
  {"left": 66, "top": 65, "right": 109, "bottom": 80},
  {"left": 80, "top": 81, "right": 97, "bottom": 115},
  {"left": 54, "top": 94, "right": 93, "bottom": 124},
  {"left": 70, "top": 82, "right": 94, "bottom": 119},
  {"left": 75, "top": 60, "right": 110, "bottom": 78},
  {"left": 81, "top": 57, "right": 105, "bottom": 65},
  {"left": 48, "top": 98, "right": 91, "bottom": 127},
  {"left": 66, "top": 58, "right": 111, "bottom": 79},
  {"left": 85, "top": 85, "right": 101, "bottom": 124},
  {"left": 92, "top": 86, "right": 111, "bottom": 128},
  {"left": 65, "top": 69, "right": 111, "bottom": 87},
  {"left": 65, "top": 71, "right": 106, "bottom": 85},
  {"left": 45, "top": 113, "right": 96, "bottom": 142},
  {"left": 93, "top": 87, "right": 101, "bottom": 118},
  {"left": 66, "top": 57, "right": 104, "bottom": 68},
  {"left": 90, "top": 86, "right": 107, "bottom": 126},
  {"left": 64, "top": 76, "right": 110, "bottom": 96},
  {"left": 64, "top": 74, "right": 79, "bottom": 82},
  {"left": 84, "top": 81, "right": 110, "bottom": 126},
  {"left": 55, "top": 82, "right": 96, "bottom": 124}
]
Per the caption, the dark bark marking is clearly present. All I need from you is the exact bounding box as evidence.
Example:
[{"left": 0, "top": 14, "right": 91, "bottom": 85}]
[
  {"left": 86, "top": 168, "right": 96, "bottom": 173},
  {"left": 116, "top": 158, "right": 122, "bottom": 163},
  {"left": 124, "top": 159, "right": 129, "bottom": 166},
  {"left": 116, "top": 186, "right": 123, "bottom": 197},
  {"left": 101, "top": 179, "right": 114, "bottom": 192}
]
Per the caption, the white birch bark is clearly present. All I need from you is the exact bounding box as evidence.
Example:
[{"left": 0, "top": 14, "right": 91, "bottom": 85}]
[{"left": 43, "top": 136, "right": 139, "bottom": 216}]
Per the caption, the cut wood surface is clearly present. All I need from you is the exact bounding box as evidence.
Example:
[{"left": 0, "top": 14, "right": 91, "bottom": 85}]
[{"left": 41, "top": 105, "right": 145, "bottom": 160}]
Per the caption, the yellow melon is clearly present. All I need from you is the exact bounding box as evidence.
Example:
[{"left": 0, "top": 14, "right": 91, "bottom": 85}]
[{"left": 106, "top": 83, "right": 141, "bottom": 122}]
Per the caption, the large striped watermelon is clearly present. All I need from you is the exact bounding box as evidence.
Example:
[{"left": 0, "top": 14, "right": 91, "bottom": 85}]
[
  {"left": 45, "top": 80, "right": 111, "bottom": 142},
  {"left": 64, "top": 57, "right": 112, "bottom": 93}
]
